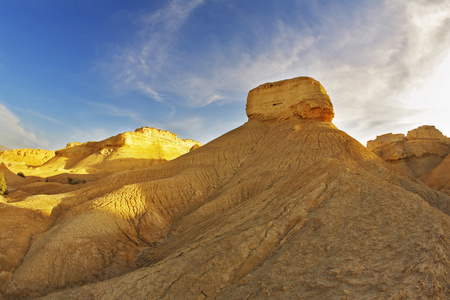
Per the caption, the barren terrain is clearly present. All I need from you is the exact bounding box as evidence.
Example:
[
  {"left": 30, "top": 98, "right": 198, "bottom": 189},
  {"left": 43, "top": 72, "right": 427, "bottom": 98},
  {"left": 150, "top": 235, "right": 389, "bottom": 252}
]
[{"left": 1, "top": 77, "right": 449, "bottom": 299}]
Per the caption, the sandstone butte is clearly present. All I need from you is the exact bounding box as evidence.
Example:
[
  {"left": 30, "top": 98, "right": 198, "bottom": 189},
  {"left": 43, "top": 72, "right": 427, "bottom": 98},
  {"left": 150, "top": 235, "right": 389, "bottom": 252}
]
[
  {"left": 367, "top": 126, "right": 450, "bottom": 196},
  {"left": 1, "top": 76, "right": 449, "bottom": 299}
]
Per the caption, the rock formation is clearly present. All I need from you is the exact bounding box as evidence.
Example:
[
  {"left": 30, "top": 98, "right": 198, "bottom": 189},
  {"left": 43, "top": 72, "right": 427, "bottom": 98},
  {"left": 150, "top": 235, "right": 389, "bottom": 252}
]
[
  {"left": 0, "top": 146, "right": 9, "bottom": 152},
  {"left": 246, "top": 77, "right": 334, "bottom": 122},
  {"left": 1, "top": 77, "right": 449, "bottom": 299},
  {"left": 38, "top": 127, "right": 202, "bottom": 175},
  {"left": 367, "top": 125, "right": 450, "bottom": 195},
  {"left": 0, "top": 149, "right": 55, "bottom": 169}
]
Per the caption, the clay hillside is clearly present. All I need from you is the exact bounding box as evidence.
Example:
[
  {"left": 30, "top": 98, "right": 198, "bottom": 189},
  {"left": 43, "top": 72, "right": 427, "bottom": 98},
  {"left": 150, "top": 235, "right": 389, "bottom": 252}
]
[
  {"left": 368, "top": 126, "right": 450, "bottom": 196},
  {"left": 1, "top": 77, "right": 450, "bottom": 299}
]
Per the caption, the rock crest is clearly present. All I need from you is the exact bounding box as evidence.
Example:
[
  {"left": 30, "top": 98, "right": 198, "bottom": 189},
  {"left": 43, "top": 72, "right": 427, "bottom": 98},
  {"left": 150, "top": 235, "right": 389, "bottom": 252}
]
[
  {"left": 246, "top": 77, "right": 334, "bottom": 122},
  {"left": 0, "top": 149, "right": 55, "bottom": 167},
  {"left": 367, "top": 125, "right": 450, "bottom": 195},
  {"left": 45, "top": 127, "right": 202, "bottom": 173},
  {"left": 367, "top": 125, "right": 450, "bottom": 160}
]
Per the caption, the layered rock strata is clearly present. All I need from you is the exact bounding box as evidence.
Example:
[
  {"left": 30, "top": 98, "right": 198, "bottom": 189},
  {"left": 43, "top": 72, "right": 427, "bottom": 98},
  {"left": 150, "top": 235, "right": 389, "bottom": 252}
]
[
  {"left": 0, "top": 149, "right": 55, "bottom": 167},
  {"left": 246, "top": 77, "right": 334, "bottom": 122},
  {"left": 40, "top": 127, "right": 202, "bottom": 174},
  {"left": 367, "top": 125, "right": 450, "bottom": 195}
]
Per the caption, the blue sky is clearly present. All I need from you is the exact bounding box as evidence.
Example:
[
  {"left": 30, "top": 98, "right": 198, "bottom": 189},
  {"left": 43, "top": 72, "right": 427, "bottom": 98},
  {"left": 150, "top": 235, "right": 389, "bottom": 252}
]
[{"left": 1, "top": 0, "right": 449, "bottom": 150}]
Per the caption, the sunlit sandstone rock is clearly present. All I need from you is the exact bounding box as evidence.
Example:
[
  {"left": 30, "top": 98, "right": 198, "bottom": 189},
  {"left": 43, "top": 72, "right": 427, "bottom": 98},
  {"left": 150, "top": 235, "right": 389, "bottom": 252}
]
[
  {"left": 368, "top": 126, "right": 449, "bottom": 160},
  {"left": 246, "top": 76, "right": 334, "bottom": 122},
  {"left": 42, "top": 127, "right": 202, "bottom": 173},
  {"left": 367, "top": 125, "right": 450, "bottom": 195},
  {"left": 367, "top": 133, "right": 407, "bottom": 160},
  {"left": 0, "top": 149, "right": 55, "bottom": 167}
]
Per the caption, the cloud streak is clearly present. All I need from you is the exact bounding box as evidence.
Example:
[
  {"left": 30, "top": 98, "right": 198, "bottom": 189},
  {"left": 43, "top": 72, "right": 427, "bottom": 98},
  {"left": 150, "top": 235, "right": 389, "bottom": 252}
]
[
  {"left": 16, "top": 107, "right": 61, "bottom": 125},
  {"left": 105, "top": 0, "right": 205, "bottom": 101},
  {"left": 87, "top": 101, "right": 148, "bottom": 124},
  {"left": 0, "top": 103, "right": 47, "bottom": 149}
]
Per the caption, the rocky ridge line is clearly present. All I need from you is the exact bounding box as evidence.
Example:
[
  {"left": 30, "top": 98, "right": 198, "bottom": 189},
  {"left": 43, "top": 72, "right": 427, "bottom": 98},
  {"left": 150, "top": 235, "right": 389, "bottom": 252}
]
[{"left": 367, "top": 125, "right": 450, "bottom": 195}]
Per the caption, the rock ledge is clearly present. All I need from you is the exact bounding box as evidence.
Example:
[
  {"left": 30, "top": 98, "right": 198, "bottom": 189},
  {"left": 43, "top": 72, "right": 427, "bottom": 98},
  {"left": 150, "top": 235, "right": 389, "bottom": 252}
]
[{"left": 246, "top": 77, "right": 334, "bottom": 122}]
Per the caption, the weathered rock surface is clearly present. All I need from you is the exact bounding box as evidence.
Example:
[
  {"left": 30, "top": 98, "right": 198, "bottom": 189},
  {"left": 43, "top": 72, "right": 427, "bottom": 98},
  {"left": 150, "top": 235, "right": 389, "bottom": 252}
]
[
  {"left": 37, "top": 127, "right": 202, "bottom": 175},
  {"left": 420, "top": 155, "right": 450, "bottom": 196},
  {"left": 1, "top": 77, "right": 449, "bottom": 299},
  {"left": 367, "top": 125, "right": 450, "bottom": 195},
  {"left": 246, "top": 77, "right": 334, "bottom": 122},
  {"left": 366, "top": 133, "right": 407, "bottom": 160},
  {"left": 0, "top": 149, "right": 55, "bottom": 168}
]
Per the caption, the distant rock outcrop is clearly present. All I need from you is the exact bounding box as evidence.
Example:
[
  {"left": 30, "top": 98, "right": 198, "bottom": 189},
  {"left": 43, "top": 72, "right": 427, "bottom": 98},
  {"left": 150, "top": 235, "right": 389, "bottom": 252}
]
[
  {"left": 0, "top": 148, "right": 55, "bottom": 167},
  {"left": 0, "top": 145, "right": 9, "bottom": 151},
  {"left": 39, "top": 127, "right": 202, "bottom": 174},
  {"left": 367, "top": 125, "right": 450, "bottom": 195},
  {"left": 1, "top": 77, "right": 449, "bottom": 299}
]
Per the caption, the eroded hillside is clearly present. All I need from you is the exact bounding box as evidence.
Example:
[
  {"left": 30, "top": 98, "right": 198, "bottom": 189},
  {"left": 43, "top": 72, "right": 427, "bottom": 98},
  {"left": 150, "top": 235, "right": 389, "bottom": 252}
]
[{"left": 1, "top": 77, "right": 449, "bottom": 299}]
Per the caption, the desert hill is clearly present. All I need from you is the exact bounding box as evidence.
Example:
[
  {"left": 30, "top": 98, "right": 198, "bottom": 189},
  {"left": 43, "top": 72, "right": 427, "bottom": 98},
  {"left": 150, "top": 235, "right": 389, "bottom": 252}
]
[
  {"left": 368, "top": 126, "right": 450, "bottom": 195},
  {"left": 0, "top": 127, "right": 201, "bottom": 179},
  {"left": 0, "top": 148, "right": 55, "bottom": 169},
  {"left": 0, "top": 146, "right": 9, "bottom": 152},
  {"left": 1, "top": 77, "right": 450, "bottom": 299},
  {"left": 0, "top": 127, "right": 201, "bottom": 202},
  {"left": 38, "top": 127, "right": 201, "bottom": 175}
]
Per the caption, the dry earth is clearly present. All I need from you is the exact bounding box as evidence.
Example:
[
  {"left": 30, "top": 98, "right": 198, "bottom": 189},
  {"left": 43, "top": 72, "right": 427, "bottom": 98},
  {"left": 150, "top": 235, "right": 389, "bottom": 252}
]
[{"left": 1, "top": 77, "right": 449, "bottom": 299}]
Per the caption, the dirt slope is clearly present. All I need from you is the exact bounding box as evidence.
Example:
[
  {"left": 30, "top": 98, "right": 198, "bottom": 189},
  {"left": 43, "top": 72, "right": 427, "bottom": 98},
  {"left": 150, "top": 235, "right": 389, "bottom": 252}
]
[{"left": 1, "top": 77, "right": 449, "bottom": 299}]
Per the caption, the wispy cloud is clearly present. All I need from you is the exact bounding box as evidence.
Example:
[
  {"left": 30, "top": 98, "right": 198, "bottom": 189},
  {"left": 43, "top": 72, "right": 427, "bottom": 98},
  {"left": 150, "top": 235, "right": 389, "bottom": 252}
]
[
  {"left": 87, "top": 101, "right": 147, "bottom": 124},
  {"left": 16, "top": 107, "right": 61, "bottom": 124},
  {"left": 0, "top": 103, "right": 48, "bottom": 149},
  {"left": 104, "top": 0, "right": 205, "bottom": 101}
]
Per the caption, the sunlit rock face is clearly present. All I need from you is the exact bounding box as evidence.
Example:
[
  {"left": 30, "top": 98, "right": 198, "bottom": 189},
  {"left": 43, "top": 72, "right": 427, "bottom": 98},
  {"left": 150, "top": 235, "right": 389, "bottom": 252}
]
[
  {"left": 44, "top": 127, "right": 202, "bottom": 173},
  {"left": 367, "top": 133, "right": 407, "bottom": 161},
  {"left": 367, "top": 125, "right": 450, "bottom": 195},
  {"left": 367, "top": 126, "right": 449, "bottom": 162},
  {"left": 246, "top": 77, "right": 334, "bottom": 122},
  {"left": 404, "top": 126, "right": 450, "bottom": 158},
  {"left": 0, "top": 149, "right": 55, "bottom": 167}
]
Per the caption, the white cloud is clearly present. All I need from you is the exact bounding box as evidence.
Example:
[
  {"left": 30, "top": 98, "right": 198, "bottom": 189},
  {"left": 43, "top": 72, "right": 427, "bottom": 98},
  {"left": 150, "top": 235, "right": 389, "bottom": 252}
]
[
  {"left": 105, "top": 0, "right": 205, "bottom": 101},
  {"left": 16, "top": 107, "right": 61, "bottom": 125},
  {"left": 0, "top": 103, "right": 48, "bottom": 149}
]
